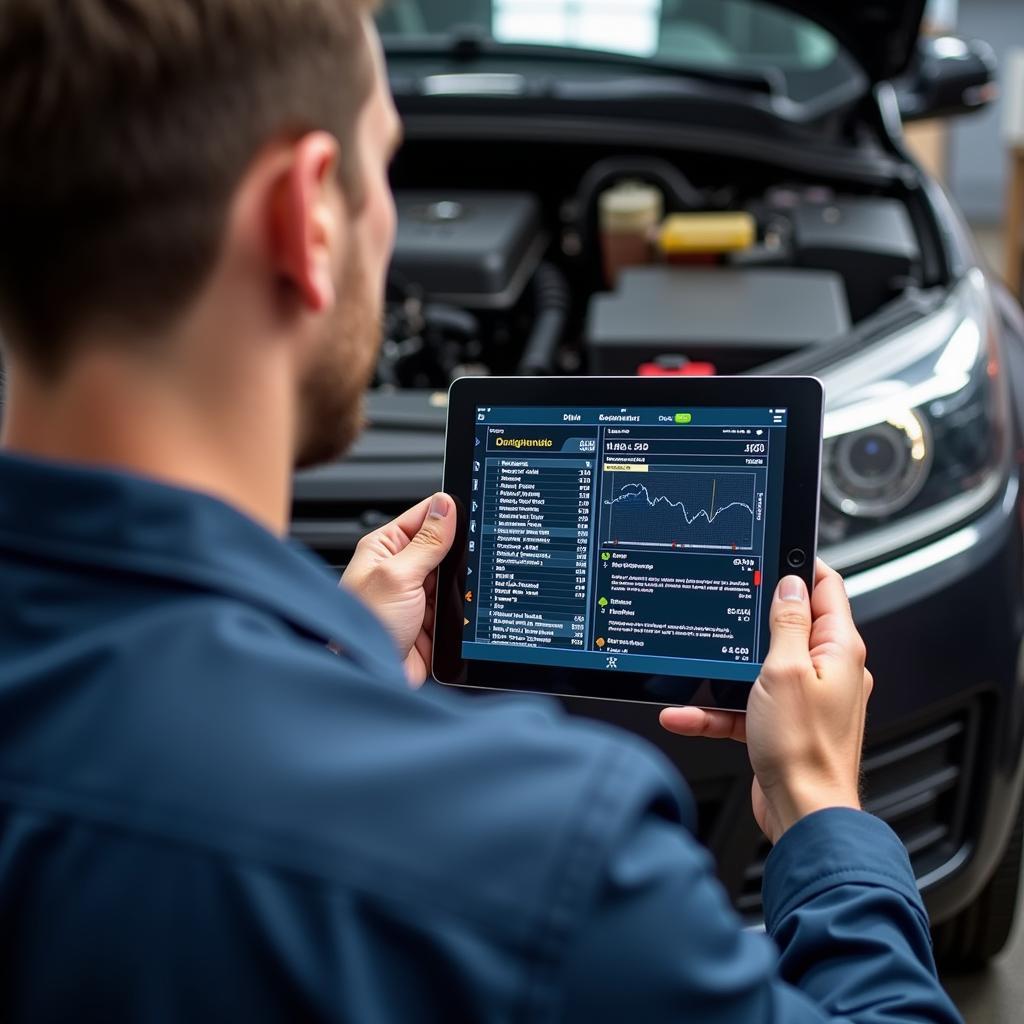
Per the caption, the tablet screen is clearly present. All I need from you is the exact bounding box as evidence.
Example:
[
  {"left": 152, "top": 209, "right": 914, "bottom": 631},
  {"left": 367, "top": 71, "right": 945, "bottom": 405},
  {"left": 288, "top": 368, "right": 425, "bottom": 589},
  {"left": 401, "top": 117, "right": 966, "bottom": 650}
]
[{"left": 461, "top": 404, "right": 788, "bottom": 684}]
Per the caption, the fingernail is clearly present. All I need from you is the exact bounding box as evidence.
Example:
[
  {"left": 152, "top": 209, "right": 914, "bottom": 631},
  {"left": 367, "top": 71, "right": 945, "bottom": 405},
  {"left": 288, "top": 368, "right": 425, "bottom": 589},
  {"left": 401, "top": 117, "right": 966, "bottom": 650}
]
[
  {"left": 778, "top": 576, "right": 805, "bottom": 602},
  {"left": 428, "top": 493, "right": 450, "bottom": 519}
]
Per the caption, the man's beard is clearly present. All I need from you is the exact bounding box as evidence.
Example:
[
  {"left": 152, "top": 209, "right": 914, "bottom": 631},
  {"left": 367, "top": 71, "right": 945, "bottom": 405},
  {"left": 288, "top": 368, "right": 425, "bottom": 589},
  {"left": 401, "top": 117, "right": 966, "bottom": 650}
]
[{"left": 294, "top": 246, "right": 380, "bottom": 471}]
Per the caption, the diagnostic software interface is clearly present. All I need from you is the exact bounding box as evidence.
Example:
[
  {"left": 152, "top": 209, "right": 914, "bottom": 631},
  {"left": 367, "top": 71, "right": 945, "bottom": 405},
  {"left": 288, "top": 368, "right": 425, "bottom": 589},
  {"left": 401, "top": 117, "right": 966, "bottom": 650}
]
[{"left": 462, "top": 406, "right": 788, "bottom": 683}]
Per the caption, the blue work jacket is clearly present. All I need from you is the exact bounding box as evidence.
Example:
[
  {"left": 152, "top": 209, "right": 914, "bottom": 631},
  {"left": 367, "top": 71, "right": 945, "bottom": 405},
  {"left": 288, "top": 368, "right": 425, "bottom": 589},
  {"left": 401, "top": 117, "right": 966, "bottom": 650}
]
[{"left": 0, "top": 452, "right": 962, "bottom": 1022}]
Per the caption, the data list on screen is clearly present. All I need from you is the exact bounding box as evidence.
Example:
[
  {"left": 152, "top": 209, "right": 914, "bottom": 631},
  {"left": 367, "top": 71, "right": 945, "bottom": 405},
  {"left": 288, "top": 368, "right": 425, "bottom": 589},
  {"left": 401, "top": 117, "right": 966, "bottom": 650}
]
[{"left": 462, "top": 407, "right": 788, "bottom": 683}]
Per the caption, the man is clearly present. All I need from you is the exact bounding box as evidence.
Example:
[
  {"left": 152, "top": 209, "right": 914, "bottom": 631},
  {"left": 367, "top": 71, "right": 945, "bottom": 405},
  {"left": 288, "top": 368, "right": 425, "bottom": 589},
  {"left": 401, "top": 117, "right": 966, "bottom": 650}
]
[{"left": 0, "top": 2, "right": 961, "bottom": 1021}]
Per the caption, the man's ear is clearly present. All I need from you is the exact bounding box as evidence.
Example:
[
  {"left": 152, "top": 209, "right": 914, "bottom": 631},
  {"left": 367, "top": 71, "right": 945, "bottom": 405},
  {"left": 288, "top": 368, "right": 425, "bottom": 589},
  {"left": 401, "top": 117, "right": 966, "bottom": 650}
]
[{"left": 268, "top": 132, "right": 345, "bottom": 313}]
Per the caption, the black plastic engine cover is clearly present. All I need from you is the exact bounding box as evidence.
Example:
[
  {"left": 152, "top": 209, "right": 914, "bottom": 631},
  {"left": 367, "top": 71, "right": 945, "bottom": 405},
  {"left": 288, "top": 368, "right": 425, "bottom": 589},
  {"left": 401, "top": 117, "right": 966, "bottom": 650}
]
[
  {"left": 390, "top": 191, "right": 544, "bottom": 310},
  {"left": 789, "top": 197, "right": 921, "bottom": 321}
]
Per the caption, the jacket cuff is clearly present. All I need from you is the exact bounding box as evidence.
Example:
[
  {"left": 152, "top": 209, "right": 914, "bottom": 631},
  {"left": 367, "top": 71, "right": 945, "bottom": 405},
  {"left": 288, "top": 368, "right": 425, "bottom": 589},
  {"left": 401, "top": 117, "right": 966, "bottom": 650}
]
[{"left": 762, "top": 807, "right": 926, "bottom": 936}]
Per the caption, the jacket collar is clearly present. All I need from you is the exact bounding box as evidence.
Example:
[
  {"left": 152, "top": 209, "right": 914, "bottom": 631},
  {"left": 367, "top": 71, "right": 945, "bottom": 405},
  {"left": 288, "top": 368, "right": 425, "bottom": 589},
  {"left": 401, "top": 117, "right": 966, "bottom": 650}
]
[{"left": 0, "top": 451, "right": 400, "bottom": 680}]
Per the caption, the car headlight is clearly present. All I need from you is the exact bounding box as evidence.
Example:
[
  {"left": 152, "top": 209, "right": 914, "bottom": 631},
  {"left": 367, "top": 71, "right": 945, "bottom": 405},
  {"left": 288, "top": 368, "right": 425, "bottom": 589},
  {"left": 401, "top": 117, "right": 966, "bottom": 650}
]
[{"left": 818, "top": 268, "right": 1010, "bottom": 572}]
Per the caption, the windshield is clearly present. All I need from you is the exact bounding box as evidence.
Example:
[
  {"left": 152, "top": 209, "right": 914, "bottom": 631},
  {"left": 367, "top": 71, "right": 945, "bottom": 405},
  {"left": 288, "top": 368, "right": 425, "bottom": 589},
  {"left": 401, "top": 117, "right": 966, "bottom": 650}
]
[{"left": 378, "top": 0, "right": 859, "bottom": 97}]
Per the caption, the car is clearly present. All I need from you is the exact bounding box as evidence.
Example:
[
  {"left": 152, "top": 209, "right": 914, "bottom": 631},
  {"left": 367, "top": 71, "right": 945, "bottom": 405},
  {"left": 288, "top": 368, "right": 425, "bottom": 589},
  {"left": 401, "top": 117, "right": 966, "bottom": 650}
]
[{"left": 294, "top": 0, "right": 1024, "bottom": 969}]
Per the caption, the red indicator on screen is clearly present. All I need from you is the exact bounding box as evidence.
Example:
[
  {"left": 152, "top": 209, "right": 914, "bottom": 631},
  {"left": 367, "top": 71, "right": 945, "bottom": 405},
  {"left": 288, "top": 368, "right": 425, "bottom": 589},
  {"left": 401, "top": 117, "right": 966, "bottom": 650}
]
[{"left": 753, "top": 571, "right": 762, "bottom": 587}]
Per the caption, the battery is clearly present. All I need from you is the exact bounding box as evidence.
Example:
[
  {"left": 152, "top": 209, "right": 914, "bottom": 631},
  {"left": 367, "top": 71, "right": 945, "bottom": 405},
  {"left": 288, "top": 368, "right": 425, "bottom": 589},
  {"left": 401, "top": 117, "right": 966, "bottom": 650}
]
[{"left": 586, "top": 266, "right": 850, "bottom": 375}]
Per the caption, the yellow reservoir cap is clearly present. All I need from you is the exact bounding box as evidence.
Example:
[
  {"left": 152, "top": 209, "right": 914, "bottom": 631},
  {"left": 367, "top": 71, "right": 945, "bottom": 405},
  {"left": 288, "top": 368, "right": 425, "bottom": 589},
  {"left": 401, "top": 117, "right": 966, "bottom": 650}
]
[{"left": 658, "top": 212, "right": 756, "bottom": 254}]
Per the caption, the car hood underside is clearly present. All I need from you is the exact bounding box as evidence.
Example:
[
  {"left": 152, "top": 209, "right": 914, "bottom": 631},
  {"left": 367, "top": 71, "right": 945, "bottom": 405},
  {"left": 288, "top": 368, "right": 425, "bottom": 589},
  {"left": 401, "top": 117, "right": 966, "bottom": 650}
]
[{"left": 765, "top": 0, "right": 927, "bottom": 81}]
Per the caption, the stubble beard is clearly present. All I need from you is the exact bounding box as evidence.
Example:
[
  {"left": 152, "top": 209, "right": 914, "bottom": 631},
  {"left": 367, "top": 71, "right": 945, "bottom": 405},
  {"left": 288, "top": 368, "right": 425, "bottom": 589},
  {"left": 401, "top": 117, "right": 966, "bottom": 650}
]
[{"left": 294, "top": 246, "right": 381, "bottom": 471}]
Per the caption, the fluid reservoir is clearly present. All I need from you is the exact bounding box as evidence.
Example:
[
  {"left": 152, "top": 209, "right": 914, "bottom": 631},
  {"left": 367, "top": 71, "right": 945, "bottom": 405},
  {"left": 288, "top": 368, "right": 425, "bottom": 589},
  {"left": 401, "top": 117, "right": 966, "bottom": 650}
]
[
  {"left": 599, "top": 181, "right": 663, "bottom": 287},
  {"left": 658, "top": 211, "right": 756, "bottom": 257}
]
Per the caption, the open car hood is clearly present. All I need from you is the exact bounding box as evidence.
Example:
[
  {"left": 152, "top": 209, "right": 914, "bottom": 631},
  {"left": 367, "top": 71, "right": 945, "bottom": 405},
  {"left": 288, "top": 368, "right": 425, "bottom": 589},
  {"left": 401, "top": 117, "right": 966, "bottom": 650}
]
[{"left": 771, "top": 0, "right": 928, "bottom": 82}]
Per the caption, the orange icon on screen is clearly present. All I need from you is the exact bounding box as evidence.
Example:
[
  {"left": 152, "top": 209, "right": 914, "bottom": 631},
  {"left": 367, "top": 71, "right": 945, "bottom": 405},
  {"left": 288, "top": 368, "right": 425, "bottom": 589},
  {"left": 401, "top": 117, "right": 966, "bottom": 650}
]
[
  {"left": 596, "top": 637, "right": 606, "bottom": 648},
  {"left": 465, "top": 591, "right": 473, "bottom": 602}
]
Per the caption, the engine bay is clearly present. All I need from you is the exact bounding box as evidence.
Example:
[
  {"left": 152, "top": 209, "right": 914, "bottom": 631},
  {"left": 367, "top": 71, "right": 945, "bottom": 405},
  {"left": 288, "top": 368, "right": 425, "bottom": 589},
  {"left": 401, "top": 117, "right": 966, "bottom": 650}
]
[{"left": 378, "top": 151, "right": 924, "bottom": 390}]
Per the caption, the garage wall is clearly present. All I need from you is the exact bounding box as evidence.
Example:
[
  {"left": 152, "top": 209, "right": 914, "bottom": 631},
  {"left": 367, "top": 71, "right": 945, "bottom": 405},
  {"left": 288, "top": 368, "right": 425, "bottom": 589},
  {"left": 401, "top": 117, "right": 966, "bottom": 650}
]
[{"left": 948, "top": 0, "right": 1024, "bottom": 224}]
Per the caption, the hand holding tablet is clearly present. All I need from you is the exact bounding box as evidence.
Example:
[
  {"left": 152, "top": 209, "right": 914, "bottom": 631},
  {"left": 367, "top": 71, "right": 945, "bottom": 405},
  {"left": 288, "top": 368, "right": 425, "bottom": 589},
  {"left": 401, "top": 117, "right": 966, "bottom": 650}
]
[
  {"left": 661, "top": 559, "right": 870, "bottom": 841},
  {"left": 433, "top": 376, "right": 824, "bottom": 710}
]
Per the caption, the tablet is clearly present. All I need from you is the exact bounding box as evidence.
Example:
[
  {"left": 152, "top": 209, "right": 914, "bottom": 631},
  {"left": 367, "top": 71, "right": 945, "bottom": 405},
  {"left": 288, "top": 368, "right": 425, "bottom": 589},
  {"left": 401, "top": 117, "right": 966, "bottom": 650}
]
[{"left": 433, "top": 376, "right": 823, "bottom": 710}]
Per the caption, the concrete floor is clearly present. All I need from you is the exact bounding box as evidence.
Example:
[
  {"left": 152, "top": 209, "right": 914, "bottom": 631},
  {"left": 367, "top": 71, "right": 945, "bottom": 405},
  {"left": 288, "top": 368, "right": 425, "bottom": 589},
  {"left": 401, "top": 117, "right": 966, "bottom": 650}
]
[{"left": 942, "top": 860, "right": 1024, "bottom": 1022}]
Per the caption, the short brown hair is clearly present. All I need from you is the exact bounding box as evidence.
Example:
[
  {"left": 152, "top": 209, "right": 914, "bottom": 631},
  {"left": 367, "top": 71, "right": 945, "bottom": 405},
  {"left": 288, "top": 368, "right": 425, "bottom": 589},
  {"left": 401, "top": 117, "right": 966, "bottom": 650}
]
[{"left": 0, "top": 0, "right": 379, "bottom": 376}]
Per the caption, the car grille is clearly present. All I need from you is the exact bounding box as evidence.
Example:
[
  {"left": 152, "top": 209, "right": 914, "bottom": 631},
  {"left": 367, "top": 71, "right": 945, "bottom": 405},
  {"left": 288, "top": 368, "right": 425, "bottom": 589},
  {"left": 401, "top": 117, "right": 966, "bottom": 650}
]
[{"left": 737, "top": 709, "right": 978, "bottom": 919}]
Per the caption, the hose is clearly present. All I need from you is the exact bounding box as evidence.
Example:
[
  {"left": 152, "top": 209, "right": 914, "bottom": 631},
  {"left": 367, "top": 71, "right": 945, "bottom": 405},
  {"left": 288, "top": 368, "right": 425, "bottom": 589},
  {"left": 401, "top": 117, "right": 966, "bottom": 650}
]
[
  {"left": 575, "top": 156, "right": 704, "bottom": 218},
  {"left": 518, "top": 263, "right": 570, "bottom": 376}
]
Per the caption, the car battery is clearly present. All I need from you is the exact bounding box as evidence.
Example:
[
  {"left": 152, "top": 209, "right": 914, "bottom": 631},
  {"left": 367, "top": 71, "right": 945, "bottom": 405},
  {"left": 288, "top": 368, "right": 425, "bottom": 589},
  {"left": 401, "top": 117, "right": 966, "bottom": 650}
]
[{"left": 586, "top": 266, "right": 850, "bottom": 375}]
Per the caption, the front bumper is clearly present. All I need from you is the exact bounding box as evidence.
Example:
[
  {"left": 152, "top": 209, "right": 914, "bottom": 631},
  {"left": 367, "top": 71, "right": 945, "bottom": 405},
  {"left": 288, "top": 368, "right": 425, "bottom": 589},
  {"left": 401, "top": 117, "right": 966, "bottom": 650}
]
[{"left": 564, "top": 473, "right": 1024, "bottom": 926}]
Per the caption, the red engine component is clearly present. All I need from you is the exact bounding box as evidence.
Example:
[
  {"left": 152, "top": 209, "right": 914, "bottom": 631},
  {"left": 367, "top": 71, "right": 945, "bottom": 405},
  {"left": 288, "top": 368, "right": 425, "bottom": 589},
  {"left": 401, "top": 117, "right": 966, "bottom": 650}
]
[{"left": 637, "top": 357, "right": 717, "bottom": 377}]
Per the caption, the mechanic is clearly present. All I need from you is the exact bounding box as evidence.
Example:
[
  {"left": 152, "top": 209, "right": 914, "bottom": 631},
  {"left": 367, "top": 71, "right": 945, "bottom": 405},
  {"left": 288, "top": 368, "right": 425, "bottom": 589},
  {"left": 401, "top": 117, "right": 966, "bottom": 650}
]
[{"left": 0, "top": 3, "right": 961, "bottom": 1022}]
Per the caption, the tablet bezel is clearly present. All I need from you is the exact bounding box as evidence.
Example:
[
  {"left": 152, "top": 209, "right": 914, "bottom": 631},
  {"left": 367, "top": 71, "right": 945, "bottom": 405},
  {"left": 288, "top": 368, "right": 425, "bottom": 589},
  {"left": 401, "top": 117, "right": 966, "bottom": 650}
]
[{"left": 433, "top": 376, "right": 822, "bottom": 710}]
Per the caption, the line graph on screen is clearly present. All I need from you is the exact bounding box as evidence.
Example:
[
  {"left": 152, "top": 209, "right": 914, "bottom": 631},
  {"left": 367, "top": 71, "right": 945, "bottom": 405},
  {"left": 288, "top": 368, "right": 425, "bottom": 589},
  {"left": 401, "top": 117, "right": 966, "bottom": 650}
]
[{"left": 602, "top": 471, "right": 756, "bottom": 551}]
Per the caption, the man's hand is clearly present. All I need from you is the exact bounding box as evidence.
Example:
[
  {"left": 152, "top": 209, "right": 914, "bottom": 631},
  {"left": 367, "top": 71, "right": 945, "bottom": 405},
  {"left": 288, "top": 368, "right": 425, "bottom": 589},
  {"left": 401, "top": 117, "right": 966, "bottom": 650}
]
[
  {"left": 341, "top": 493, "right": 456, "bottom": 686},
  {"left": 660, "top": 560, "right": 872, "bottom": 844}
]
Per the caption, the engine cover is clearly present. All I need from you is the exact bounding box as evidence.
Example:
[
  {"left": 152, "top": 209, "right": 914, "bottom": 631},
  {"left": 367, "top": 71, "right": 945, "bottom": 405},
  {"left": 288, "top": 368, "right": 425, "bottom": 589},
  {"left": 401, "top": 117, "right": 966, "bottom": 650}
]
[{"left": 390, "top": 191, "right": 544, "bottom": 310}]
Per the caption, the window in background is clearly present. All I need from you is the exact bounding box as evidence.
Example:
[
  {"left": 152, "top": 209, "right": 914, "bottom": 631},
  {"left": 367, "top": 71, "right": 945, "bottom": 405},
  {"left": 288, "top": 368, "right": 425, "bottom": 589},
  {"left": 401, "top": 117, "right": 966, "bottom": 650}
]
[
  {"left": 378, "top": 1, "right": 854, "bottom": 104},
  {"left": 490, "top": 0, "right": 837, "bottom": 70},
  {"left": 493, "top": 0, "right": 662, "bottom": 57}
]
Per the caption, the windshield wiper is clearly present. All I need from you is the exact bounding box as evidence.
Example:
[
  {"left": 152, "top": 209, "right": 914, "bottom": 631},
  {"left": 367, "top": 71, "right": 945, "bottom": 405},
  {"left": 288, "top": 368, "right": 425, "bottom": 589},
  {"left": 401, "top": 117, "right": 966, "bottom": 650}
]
[{"left": 382, "top": 29, "right": 779, "bottom": 97}]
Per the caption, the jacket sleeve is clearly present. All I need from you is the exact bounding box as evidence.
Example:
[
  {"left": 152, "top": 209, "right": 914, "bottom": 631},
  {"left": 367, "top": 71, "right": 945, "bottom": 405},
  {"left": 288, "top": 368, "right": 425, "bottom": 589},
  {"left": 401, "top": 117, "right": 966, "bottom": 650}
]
[{"left": 557, "top": 794, "right": 963, "bottom": 1024}]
